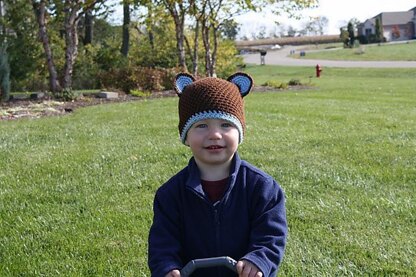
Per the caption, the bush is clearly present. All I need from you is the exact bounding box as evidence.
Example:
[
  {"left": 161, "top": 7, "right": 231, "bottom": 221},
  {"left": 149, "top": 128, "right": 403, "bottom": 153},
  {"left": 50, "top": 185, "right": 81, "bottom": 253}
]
[
  {"left": 130, "top": 89, "right": 151, "bottom": 98},
  {"left": 99, "top": 66, "right": 180, "bottom": 93},
  {"left": 55, "top": 88, "right": 81, "bottom": 101},
  {"left": 357, "top": 34, "right": 386, "bottom": 45},
  {"left": 72, "top": 44, "right": 102, "bottom": 90},
  {"left": 262, "top": 80, "right": 288, "bottom": 89},
  {"left": 215, "top": 40, "right": 244, "bottom": 78},
  {"left": 288, "top": 79, "right": 302, "bottom": 86}
]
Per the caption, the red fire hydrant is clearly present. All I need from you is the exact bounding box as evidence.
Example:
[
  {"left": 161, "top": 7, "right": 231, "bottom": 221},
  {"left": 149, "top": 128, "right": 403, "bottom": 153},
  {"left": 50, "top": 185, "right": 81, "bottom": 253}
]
[{"left": 315, "top": 64, "right": 322, "bottom": 78}]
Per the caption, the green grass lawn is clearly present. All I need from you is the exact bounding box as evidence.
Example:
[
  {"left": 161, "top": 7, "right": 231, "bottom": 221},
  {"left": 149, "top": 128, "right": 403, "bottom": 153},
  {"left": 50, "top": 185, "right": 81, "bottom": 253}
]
[
  {"left": 293, "top": 40, "right": 416, "bottom": 61},
  {"left": 1, "top": 66, "right": 415, "bottom": 275}
]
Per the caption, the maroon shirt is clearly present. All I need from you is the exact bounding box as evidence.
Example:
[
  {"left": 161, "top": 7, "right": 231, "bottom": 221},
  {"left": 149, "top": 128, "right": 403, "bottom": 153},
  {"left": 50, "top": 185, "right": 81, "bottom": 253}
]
[{"left": 201, "top": 177, "right": 229, "bottom": 202}]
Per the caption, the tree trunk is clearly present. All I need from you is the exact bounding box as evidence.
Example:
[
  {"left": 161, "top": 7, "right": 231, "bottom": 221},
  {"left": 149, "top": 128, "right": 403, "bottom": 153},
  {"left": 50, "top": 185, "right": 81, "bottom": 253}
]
[
  {"left": 210, "top": 26, "right": 219, "bottom": 77},
  {"left": 83, "top": 9, "right": 93, "bottom": 45},
  {"left": 174, "top": 17, "right": 187, "bottom": 71},
  {"left": 0, "top": 0, "right": 6, "bottom": 37},
  {"left": 120, "top": 1, "right": 130, "bottom": 57},
  {"left": 32, "top": 0, "right": 61, "bottom": 93},
  {"left": 191, "top": 19, "right": 200, "bottom": 76},
  {"left": 201, "top": 16, "right": 212, "bottom": 77},
  {"left": 146, "top": 3, "right": 154, "bottom": 51},
  {"left": 178, "top": 33, "right": 187, "bottom": 71},
  {"left": 62, "top": 0, "right": 81, "bottom": 90},
  {"left": 187, "top": 0, "right": 207, "bottom": 77},
  {"left": 165, "top": 1, "right": 187, "bottom": 71},
  {"left": 0, "top": 46, "right": 10, "bottom": 101}
]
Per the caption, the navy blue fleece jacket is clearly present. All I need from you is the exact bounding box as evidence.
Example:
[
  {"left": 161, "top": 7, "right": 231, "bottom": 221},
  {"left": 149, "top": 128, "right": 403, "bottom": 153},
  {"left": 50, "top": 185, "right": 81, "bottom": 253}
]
[{"left": 148, "top": 153, "right": 287, "bottom": 276}]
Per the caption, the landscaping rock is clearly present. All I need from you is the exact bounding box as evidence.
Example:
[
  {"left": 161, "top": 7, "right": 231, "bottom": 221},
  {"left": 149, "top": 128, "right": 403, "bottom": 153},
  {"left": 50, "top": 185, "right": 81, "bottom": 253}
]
[
  {"left": 30, "top": 92, "right": 46, "bottom": 100},
  {"left": 98, "top": 91, "right": 118, "bottom": 99},
  {"left": 10, "top": 94, "right": 29, "bottom": 100}
]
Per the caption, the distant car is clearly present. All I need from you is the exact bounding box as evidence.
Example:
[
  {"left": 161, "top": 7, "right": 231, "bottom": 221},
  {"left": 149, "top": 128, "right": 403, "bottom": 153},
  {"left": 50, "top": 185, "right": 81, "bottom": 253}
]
[{"left": 271, "top": 44, "right": 281, "bottom": 50}]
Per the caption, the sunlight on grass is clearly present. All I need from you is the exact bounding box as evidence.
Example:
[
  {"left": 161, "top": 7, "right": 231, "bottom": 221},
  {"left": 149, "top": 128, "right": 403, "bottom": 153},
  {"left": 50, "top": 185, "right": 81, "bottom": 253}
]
[
  {"left": 293, "top": 40, "right": 416, "bottom": 61},
  {"left": 1, "top": 66, "right": 415, "bottom": 275}
]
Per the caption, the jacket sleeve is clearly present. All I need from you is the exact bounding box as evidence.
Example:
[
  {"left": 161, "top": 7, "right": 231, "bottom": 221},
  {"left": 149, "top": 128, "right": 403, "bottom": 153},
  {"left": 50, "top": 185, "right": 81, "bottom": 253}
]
[
  {"left": 242, "top": 177, "right": 288, "bottom": 276},
  {"left": 148, "top": 186, "right": 183, "bottom": 276}
]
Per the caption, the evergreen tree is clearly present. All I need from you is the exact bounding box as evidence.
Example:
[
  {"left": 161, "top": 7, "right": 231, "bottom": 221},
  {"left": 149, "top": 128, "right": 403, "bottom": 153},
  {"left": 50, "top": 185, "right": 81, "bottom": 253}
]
[
  {"left": 375, "top": 18, "right": 383, "bottom": 43},
  {"left": 0, "top": 46, "right": 10, "bottom": 101},
  {"left": 347, "top": 21, "right": 355, "bottom": 48}
]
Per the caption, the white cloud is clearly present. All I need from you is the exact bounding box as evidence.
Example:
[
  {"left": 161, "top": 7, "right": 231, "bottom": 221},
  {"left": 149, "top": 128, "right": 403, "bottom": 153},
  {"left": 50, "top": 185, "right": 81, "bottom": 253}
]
[{"left": 236, "top": 0, "right": 416, "bottom": 37}]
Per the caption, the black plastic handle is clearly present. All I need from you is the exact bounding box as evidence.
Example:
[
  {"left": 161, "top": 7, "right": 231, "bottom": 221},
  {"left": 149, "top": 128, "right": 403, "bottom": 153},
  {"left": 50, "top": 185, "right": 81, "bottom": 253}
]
[{"left": 180, "top": 256, "right": 237, "bottom": 277}]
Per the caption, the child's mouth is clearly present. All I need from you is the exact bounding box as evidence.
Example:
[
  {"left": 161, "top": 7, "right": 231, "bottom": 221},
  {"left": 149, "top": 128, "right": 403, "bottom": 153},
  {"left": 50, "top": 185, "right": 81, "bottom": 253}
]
[{"left": 205, "top": 145, "right": 224, "bottom": 150}]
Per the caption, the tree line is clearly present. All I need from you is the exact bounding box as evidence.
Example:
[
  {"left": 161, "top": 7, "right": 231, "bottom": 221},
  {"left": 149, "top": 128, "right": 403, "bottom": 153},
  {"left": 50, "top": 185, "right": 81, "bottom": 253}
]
[{"left": 0, "top": 0, "right": 317, "bottom": 100}]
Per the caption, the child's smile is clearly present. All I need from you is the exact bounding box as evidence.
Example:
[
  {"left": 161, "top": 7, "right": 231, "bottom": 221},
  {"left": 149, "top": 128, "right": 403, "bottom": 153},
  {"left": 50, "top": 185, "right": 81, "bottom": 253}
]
[{"left": 185, "top": 118, "right": 239, "bottom": 171}]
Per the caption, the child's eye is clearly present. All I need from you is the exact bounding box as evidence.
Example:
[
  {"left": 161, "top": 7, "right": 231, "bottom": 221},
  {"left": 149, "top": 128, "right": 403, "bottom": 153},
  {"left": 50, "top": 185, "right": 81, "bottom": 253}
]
[
  {"left": 194, "top": 123, "right": 207, "bottom": 128},
  {"left": 221, "top": 122, "right": 233, "bottom": 128}
]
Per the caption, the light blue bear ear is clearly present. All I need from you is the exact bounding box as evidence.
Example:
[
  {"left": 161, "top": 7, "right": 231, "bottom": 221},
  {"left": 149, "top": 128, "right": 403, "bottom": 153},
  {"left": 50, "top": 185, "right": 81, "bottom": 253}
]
[
  {"left": 174, "top": 73, "right": 195, "bottom": 96},
  {"left": 227, "top": 72, "right": 253, "bottom": 97}
]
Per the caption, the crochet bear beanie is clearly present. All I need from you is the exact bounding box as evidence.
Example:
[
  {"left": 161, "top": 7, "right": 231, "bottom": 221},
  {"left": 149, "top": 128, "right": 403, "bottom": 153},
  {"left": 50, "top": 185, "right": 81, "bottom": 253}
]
[{"left": 174, "top": 72, "right": 253, "bottom": 144}]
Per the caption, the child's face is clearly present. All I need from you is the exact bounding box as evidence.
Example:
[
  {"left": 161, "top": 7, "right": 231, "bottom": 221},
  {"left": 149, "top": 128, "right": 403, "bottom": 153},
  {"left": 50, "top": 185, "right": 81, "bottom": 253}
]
[{"left": 185, "top": 118, "right": 239, "bottom": 168}]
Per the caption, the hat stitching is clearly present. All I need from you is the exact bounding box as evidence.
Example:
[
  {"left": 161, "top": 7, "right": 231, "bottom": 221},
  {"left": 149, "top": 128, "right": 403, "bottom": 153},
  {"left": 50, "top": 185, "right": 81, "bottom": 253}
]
[{"left": 180, "top": 110, "right": 243, "bottom": 144}]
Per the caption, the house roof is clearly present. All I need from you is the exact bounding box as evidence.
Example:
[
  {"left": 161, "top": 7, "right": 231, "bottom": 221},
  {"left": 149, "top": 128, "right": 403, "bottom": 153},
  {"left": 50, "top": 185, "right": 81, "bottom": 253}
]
[{"left": 374, "top": 11, "right": 414, "bottom": 26}]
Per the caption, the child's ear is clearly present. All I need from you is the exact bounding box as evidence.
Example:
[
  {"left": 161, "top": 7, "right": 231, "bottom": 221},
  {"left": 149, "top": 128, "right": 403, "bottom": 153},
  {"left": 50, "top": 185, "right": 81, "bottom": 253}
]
[
  {"left": 174, "top": 73, "right": 195, "bottom": 96},
  {"left": 227, "top": 72, "right": 253, "bottom": 97},
  {"left": 184, "top": 139, "right": 190, "bottom": 147}
]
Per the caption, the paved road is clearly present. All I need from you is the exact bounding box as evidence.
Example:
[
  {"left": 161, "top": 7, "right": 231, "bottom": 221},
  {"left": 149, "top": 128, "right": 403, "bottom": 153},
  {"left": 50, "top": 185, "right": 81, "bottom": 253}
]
[{"left": 242, "top": 46, "right": 416, "bottom": 68}]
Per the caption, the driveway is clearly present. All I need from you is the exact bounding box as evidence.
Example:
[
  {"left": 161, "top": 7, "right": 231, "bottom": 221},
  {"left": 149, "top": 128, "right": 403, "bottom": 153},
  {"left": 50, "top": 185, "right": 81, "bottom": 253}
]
[{"left": 242, "top": 45, "right": 416, "bottom": 68}]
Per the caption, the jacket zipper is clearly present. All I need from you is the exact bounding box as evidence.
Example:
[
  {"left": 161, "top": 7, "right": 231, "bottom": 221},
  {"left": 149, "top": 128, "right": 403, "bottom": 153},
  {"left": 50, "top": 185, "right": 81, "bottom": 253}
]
[
  {"left": 214, "top": 207, "right": 221, "bottom": 250},
  {"left": 214, "top": 208, "right": 222, "bottom": 276}
]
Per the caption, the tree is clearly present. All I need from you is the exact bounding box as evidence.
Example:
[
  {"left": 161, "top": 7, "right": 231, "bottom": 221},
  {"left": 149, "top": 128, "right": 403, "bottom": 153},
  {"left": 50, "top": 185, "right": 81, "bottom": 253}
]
[
  {"left": 83, "top": 9, "right": 93, "bottom": 45},
  {"left": 160, "top": 0, "right": 318, "bottom": 75},
  {"left": 0, "top": 1, "right": 42, "bottom": 91},
  {"left": 32, "top": 0, "right": 61, "bottom": 93},
  {"left": 200, "top": 0, "right": 220, "bottom": 76},
  {"left": 287, "top": 25, "right": 297, "bottom": 37},
  {"left": 62, "top": 0, "right": 83, "bottom": 90},
  {"left": 347, "top": 21, "right": 355, "bottom": 47},
  {"left": 303, "top": 16, "right": 328, "bottom": 35},
  {"left": 120, "top": 0, "right": 130, "bottom": 56},
  {"left": 340, "top": 27, "right": 349, "bottom": 47},
  {"left": 219, "top": 18, "right": 240, "bottom": 40},
  {"left": 184, "top": 0, "right": 206, "bottom": 76},
  {"left": 159, "top": 0, "right": 190, "bottom": 71},
  {"left": 134, "top": 1, "right": 177, "bottom": 68},
  {"left": 375, "top": 17, "right": 383, "bottom": 43},
  {"left": 80, "top": 1, "right": 112, "bottom": 45},
  {"left": 32, "top": 0, "right": 104, "bottom": 94},
  {"left": 0, "top": 46, "right": 10, "bottom": 101}
]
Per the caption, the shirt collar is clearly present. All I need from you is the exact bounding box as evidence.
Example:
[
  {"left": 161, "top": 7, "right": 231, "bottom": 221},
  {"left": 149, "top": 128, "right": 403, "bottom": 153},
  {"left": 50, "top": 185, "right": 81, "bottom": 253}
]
[{"left": 186, "top": 153, "right": 241, "bottom": 194}]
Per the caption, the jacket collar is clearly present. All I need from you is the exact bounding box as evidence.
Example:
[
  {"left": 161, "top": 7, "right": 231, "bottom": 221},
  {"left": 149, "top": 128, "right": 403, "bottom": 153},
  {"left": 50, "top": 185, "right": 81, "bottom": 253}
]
[{"left": 186, "top": 153, "right": 241, "bottom": 196}]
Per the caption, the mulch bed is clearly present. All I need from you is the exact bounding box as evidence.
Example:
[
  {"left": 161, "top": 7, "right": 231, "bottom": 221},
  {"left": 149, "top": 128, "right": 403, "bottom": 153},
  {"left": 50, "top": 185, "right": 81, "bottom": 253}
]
[
  {"left": 0, "top": 86, "right": 311, "bottom": 121},
  {"left": 0, "top": 90, "right": 176, "bottom": 121}
]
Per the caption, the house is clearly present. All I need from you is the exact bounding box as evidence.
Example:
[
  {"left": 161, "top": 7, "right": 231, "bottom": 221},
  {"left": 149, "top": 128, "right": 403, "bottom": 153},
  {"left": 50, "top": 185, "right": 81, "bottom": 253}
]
[{"left": 357, "top": 7, "right": 416, "bottom": 42}]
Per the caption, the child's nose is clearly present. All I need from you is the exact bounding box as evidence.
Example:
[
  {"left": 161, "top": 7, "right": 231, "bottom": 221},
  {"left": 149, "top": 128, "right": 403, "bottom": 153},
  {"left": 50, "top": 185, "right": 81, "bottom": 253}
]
[{"left": 208, "top": 126, "right": 222, "bottom": 139}]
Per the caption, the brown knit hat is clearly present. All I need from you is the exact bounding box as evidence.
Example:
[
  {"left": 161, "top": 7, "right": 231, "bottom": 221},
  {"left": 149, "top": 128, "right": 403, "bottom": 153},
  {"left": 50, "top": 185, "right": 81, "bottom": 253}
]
[{"left": 174, "top": 72, "right": 253, "bottom": 144}]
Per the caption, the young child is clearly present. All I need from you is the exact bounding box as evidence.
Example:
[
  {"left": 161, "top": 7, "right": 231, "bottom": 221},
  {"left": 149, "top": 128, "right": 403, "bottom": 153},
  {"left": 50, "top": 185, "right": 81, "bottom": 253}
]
[{"left": 148, "top": 73, "right": 287, "bottom": 277}]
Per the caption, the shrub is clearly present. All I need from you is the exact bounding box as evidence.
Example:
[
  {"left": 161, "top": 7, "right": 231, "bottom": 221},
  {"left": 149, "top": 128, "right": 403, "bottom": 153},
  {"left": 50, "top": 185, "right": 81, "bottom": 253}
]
[
  {"left": 72, "top": 44, "right": 102, "bottom": 90},
  {"left": 263, "top": 80, "right": 280, "bottom": 88},
  {"left": 288, "top": 79, "right": 302, "bottom": 86},
  {"left": 99, "top": 66, "right": 180, "bottom": 93},
  {"left": 55, "top": 88, "right": 81, "bottom": 101},
  {"left": 215, "top": 40, "right": 244, "bottom": 78},
  {"left": 262, "top": 80, "right": 288, "bottom": 89},
  {"left": 130, "top": 89, "right": 151, "bottom": 98}
]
